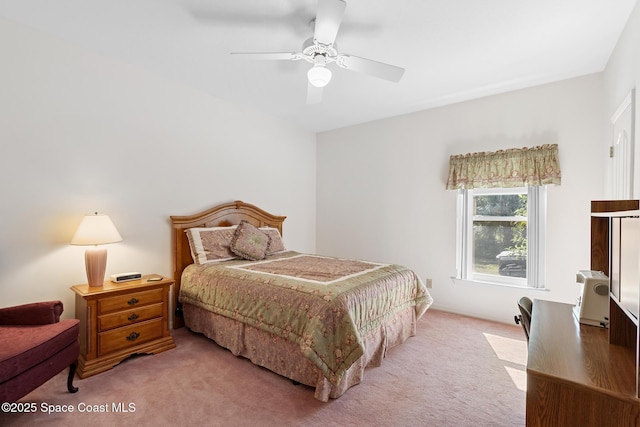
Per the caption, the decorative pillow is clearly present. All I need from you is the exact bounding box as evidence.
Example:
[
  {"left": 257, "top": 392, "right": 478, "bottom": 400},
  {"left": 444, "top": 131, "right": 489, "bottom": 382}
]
[
  {"left": 185, "top": 226, "right": 238, "bottom": 264},
  {"left": 260, "top": 227, "right": 286, "bottom": 254},
  {"left": 230, "top": 221, "right": 271, "bottom": 261}
]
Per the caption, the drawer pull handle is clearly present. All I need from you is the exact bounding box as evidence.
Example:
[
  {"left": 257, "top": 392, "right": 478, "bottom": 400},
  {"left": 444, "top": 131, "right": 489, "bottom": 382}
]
[
  {"left": 127, "top": 298, "right": 139, "bottom": 306},
  {"left": 126, "top": 332, "right": 140, "bottom": 341},
  {"left": 128, "top": 313, "right": 139, "bottom": 321}
]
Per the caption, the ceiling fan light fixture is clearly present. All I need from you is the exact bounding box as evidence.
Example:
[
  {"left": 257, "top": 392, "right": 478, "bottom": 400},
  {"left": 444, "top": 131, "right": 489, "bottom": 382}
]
[{"left": 307, "top": 65, "right": 332, "bottom": 88}]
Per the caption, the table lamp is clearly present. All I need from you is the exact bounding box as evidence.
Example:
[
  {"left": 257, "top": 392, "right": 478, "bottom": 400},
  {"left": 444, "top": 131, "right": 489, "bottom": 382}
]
[{"left": 70, "top": 212, "right": 122, "bottom": 287}]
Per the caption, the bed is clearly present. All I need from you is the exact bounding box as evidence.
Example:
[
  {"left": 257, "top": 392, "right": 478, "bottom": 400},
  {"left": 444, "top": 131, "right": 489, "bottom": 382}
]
[{"left": 170, "top": 200, "right": 433, "bottom": 401}]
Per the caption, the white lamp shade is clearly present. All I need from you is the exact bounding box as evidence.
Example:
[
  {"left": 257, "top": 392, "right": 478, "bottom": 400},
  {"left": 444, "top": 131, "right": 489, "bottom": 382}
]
[
  {"left": 307, "top": 65, "right": 332, "bottom": 88},
  {"left": 70, "top": 213, "right": 122, "bottom": 246}
]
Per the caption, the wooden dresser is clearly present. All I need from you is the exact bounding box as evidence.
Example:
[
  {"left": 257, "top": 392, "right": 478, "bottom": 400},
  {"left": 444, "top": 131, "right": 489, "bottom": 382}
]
[
  {"left": 526, "top": 200, "right": 640, "bottom": 426},
  {"left": 527, "top": 300, "right": 640, "bottom": 426},
  {"left": 71, "top": 275, "right": 176, "bottom": 378}
]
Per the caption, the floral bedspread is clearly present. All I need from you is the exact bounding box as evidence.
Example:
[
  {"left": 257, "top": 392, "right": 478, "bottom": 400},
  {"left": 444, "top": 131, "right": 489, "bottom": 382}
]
[{"left": 179, "top": 251, "right": 433, "bottom": 385}]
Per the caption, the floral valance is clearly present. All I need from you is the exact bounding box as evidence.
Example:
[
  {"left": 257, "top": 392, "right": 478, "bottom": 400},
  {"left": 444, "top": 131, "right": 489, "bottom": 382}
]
[{"left": 446, "top": 144, "right": 561, "bottom": 190}]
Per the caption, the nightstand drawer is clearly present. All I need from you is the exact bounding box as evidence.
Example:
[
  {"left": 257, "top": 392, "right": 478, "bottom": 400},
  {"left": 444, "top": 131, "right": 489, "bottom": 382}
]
[
  {"left": 98, "top": 303, "right": 164, "bottom": 331},
  {"left": 98, "top": 318, "right": 164, "bottom": 356},
  {"left": 98, "top": 288, "right": 164, "bottom": 314}
]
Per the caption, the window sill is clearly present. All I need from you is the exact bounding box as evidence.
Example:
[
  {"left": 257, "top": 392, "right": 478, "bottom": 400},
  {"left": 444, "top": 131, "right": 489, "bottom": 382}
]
[{"left": 450, "top": 277, "right": 549, "bottom": 291}]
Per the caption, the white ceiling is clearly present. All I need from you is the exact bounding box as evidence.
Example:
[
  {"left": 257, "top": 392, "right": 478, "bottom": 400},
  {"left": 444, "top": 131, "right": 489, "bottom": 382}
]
[{"left": 0, "top": 0, "right": 637, "bottom": 132}]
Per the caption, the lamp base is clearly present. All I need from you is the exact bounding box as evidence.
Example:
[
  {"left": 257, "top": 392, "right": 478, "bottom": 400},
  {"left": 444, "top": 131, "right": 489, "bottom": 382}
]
[{"left": 85, "top": 247, "right": 107, "bottom": 287}]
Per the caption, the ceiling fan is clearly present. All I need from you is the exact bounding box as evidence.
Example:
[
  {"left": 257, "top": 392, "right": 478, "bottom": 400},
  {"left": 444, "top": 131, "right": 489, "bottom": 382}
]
[{"left": 231, "top": 0, "right": 405, "bottom": 104}]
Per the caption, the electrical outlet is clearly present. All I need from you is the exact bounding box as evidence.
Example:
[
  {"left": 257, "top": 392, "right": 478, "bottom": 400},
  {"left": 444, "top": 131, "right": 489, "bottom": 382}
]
[{"left": 425, "top": 278, "right": 432, "bottom": 288}]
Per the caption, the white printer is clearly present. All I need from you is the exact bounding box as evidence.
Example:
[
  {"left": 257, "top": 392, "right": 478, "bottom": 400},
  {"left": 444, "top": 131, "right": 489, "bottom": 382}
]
[{"left": 573, "top": 270, "right": 609, "bottom": 327}]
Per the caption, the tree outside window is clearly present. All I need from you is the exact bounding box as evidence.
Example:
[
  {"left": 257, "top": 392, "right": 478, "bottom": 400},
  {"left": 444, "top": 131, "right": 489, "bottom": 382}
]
[{"left": 472, "top": 192, "right": 527, "bottom": 279}]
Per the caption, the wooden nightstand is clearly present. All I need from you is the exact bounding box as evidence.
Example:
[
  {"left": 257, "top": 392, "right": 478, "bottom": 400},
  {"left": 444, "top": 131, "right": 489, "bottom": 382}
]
[{"left": 70, "top": 275, "right": 176, "bottom": 378}]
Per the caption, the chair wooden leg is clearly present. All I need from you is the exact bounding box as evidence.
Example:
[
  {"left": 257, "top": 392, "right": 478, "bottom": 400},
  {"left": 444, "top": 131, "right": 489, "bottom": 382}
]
[{"left": 67, "top": 362, "right": 79, "bottom": 393}]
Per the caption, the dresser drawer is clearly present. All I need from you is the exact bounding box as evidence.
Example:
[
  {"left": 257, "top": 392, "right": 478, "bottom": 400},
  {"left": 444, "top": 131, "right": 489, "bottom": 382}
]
[
  {"left": 98, "top": 288, "right": 164, "bottom": 314},
  {"left": 97, "top": 318, "right": 164, "bottom": 356},
  {"left": 98, "top": 303, "right": 164, "bottom": 331}
]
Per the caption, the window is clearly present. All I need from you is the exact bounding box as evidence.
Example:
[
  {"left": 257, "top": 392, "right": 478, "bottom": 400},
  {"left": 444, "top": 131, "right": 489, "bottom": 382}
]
[
  {"left": 456, "top": 186, "right": 546, "bottom": 288},
  {"left": 446, "top": 144, "right": 559, "bottom": 287}
]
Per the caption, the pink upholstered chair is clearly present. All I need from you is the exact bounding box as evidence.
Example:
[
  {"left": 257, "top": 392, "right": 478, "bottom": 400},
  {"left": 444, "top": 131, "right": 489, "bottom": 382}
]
[{"left": 0, "top": 300, "right": 80, "bottom": 402}]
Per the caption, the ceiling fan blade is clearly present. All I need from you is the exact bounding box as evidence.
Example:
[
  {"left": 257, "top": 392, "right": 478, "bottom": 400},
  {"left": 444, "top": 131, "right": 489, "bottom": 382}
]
[
  {"left": 306, "top": 82, "right": 323, "bottom": 104},
  {"left": 336, "top": 54, "right": 405, "bottom": 82},
  {"left": 314, "top": 0, "right": 346, "bottom": 46},
  {"left": 230, "top": 52, "right": 301, "bottom": 61}
]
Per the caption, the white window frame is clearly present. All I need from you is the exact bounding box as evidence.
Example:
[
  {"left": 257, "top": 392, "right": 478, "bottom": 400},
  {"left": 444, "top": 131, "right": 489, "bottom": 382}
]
[{"left": 455, "top": 186, "right": 546, "bottom": 288}]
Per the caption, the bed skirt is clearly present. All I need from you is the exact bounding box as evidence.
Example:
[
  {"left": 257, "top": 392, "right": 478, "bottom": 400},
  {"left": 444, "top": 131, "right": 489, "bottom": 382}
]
[{"left": 182, "top": 302, "right": 418, "bottom": 401}]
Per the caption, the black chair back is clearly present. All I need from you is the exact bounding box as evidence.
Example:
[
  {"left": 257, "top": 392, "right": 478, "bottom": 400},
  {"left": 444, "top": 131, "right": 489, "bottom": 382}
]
[{"left": 514, "top": 297, "right": 533, "bottom": 341}]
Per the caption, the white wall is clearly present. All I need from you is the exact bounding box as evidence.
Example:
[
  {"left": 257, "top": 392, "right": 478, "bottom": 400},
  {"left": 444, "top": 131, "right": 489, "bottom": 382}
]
[
  {"left": 0, "top": 18, "right": 316, "bottom": 315},
  {"left": 317, "top": 74, "right": 605, "bottom": 323},
  {"left": 316, "top": 2, "right": 640, "bottom": 324},
  {"left": 603, "top": 2, "right": 640, "bottom": 198}
]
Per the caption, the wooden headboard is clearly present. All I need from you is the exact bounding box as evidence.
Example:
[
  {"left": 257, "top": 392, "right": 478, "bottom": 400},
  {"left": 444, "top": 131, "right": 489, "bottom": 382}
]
[{"left": 169, "top": 200, "right": 286, "bottom": 328}]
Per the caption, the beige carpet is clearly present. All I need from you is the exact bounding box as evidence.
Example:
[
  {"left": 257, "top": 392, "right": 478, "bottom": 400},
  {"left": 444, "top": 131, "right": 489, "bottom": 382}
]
[{"left": 1, "top": 309, "right": 527, "bottom": 426}]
